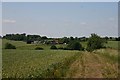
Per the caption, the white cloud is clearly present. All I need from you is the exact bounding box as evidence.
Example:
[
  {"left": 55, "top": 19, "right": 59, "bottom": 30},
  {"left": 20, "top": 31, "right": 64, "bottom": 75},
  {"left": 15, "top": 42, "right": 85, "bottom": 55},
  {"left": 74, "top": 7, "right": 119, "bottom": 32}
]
[{"left": 3, "top": 19, "right": 16, "bottom": 23}]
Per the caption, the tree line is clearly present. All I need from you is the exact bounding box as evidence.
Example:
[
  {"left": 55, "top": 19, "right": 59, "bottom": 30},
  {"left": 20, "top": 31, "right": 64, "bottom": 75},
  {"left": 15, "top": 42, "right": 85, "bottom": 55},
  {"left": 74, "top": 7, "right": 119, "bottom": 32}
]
[
  {"left": 2, "top": 33, "right": 88, "bottom": 44},
  {"left": 2, "top": 33, "right": 48, "bottom": 42},
  {"left": 4, "top": 33, "right": 110, "bottom": 52},
  {"left": 1, "top": 33, "right": 120, "bottom": 42}
]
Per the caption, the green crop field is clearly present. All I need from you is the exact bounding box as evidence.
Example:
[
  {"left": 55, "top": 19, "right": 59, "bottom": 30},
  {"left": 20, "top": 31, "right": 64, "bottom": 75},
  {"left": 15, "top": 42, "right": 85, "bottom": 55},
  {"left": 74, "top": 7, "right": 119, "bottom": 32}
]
[{"left": 2, "top": 39, "right": 119, "bottom": 78}]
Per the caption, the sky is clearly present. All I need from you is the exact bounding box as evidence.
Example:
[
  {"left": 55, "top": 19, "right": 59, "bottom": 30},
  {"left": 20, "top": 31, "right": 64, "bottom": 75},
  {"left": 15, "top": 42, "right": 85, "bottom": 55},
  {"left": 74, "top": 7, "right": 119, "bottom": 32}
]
[
  {"left": 2, "top": 2, "right": 118, "bottom": 38},
  {"left": 1, "top": 0, "right": 120, "bottom": 2}
]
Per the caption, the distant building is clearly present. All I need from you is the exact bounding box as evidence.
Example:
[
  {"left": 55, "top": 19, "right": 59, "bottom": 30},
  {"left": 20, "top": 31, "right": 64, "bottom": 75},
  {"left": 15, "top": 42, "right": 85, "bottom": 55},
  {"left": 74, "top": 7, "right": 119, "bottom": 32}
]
[{"left": 31, "top": 38, "right": 64, "bottom": 45}]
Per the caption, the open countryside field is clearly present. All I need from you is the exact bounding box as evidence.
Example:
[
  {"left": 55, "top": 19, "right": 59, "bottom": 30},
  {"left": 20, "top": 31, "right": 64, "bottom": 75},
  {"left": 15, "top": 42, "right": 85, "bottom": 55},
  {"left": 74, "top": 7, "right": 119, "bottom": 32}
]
[
  {"left": 0, "top": 39, "right": 2, "bottom": 79},
  {"left": 2, "top": 39, "right": 119, "bottom": 78}
]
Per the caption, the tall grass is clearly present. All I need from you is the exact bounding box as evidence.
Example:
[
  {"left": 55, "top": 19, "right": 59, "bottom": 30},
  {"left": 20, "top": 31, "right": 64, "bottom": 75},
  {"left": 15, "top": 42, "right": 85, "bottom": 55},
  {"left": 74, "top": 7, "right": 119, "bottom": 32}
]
[
  {"left": 95, "top": 49, "right": 118, "bottom": 63},
  {"left": 40, "top": 52, "right": 81, "bottom": 78},
  {"left": 2, "top": 49, "right": 81, "bottom": 78}
]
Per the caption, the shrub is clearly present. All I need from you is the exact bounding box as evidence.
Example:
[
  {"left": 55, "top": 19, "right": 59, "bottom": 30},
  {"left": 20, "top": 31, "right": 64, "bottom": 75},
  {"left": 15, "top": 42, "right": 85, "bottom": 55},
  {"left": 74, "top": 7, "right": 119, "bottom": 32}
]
[
  {"left": 26, "top": 40, "right": 32, "bottom": 44},
  {"left": 58, "top": 47, "right": 63, "bottom": 49},
  {"left": 63, "top": 47, "right": 68, "bottom": 50},
  {"left": 50, "top": 45, "right": 57, "bottom": 50},
  {"left": 66, "top": 41, "right": 83, "bottom": 50},
  {"left": 86, "top": 33, "right": 106, "bottom": 52},
  {"left": 35, "top": 47, "right": 44, "bottom": 50},
  {"left": 5, "top": 43, "right": 16, "bottom": 49}
]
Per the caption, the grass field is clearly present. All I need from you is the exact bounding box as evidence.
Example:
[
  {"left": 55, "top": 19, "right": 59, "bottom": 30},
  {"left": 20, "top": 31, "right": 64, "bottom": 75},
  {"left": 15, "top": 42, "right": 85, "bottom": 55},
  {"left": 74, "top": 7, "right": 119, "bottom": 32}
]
[
  {"left": 106, "top": 41, "right": 119, "bottom": 50},
  {"left": 2, "top": 39, "right": 119, "bottom": 78}
]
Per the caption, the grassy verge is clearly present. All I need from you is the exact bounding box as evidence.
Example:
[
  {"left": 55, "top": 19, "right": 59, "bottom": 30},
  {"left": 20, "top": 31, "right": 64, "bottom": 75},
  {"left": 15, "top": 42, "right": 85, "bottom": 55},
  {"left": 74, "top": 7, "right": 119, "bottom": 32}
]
[
  {"left": 94, "top": 49, "right": 118, "bottom": 78},
  {"left": 38, "top": 52, "right": 82, "bottom": 78},
  {"left": 95, "top": 49, "right": 118, "bottom": 63}
]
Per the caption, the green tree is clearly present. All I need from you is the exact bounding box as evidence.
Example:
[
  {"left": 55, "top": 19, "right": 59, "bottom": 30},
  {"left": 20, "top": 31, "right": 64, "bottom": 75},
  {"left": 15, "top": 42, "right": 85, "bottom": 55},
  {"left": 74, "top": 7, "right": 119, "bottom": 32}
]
[
  {"left": 70, "top": 36, "right": 74, "bottom": 41},
  {"left": 86, "top": 33, "right": 106, "bottom": 52},
  {"left": 67, "top": 41, "right": 83, "bottom": 50}
]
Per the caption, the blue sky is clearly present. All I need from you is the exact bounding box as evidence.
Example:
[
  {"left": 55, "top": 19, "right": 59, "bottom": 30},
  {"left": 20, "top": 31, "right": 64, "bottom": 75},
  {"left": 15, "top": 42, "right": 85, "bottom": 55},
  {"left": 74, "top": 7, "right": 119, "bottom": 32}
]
[
  {"left": 2, "top": 0, "right": 120, "bottom": 2},
  {"left": 2, "top": 2, "right": 118, "bottom": 37}
]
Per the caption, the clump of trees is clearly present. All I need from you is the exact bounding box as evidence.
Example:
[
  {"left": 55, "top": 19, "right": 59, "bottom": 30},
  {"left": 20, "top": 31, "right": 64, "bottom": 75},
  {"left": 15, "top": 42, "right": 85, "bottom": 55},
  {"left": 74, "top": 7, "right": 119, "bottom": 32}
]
[
  {"left": 5, "top": 43, "right": 16, "bottom": 49},
  {"left": 115, "top": 37, "right": 120, "bottom": 41},
  {"left": 3, "top": 33, "right": 27, "bottom": 41},
  {"left": 86, "top": 34, "right": 106, "bottom": 52},
  {"left": 66, "top": 41, "right": 84, "bottom": 50},
  {"left": 49, "top": 41, "right": 84, "bottom": 51},
  {"left": 27, "top": 35, "right": 41, "bottom": 42},
  {"left": 2, "top": 33, "right": 47, "bottom": 42}
]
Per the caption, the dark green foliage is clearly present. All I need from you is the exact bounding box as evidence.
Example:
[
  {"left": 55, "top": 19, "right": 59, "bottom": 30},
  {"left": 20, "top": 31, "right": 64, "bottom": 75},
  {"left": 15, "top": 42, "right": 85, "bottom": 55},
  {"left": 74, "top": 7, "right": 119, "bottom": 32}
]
[
  {"left": 3, "top": 33, "right": 42, "bottom": 42},
  {"left": 26, "top": 40, "right": 33, "bottom": 44},
  {"left": 35, "top": 47, "right": 44, "bottom": 50},
  {"left": 41, "top": 36, "right": 48, "bottom": 40},
  {"left": 79, "top": 37, "right": 88, "bottom": 42},
  {"left": 3, "top": 33, "right": 27, "bottom": 41},
  {"left": 115, "top": 37, "right": 120, "bottom": 41},
  {"left": 70, "top": 36, "right": 74, "bottom": 41},
  {"left": 27, "top": 35, "right": 41, "bottom": 41},
  {"left": 67, "top": 41, "right": 83, "bottom": 50},
  {"left": 58, "top": 47, "right": 64, "bottom": 50},
  {"left": 60, "top": 37, "right": 70, "bottom": 44},
  {"left": 63, "top": 47, "right": 68, "bottom": 50},
  {"left": 50, "top": 45, "right": 57, "bottom": 50},
  {"left": 5, "top": 43, "right": 16, "bottom": 49},
  {"left": 86, "top": 33, "right": 106, "bottom": 52},
  {"left": 0, "top": 35, "right": 2, "bottom": 39}
]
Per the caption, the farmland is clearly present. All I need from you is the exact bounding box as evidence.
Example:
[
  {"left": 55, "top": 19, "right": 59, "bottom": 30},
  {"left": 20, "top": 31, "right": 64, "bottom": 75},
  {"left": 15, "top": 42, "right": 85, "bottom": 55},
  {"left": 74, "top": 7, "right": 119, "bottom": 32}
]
[
  {"left": 0, "top": 39, "right": 1, "bottom": 79},
  {"left": 2, "top": 39, "right": 119, "bottom": 78}
]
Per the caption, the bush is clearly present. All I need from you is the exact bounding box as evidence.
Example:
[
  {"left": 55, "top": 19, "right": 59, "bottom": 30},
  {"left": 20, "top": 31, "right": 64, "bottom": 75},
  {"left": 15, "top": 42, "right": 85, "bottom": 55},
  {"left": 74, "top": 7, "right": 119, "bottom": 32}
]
[
  {"left": 35, "top": 47, "right": 44, "bottom": 50},
  {"left": 66, "top": 41, "right": 83, "bottom": 50},
  {"left": 26, "top": 40, "right": 32, "bottom": 44},
  {"left": 50, "top": 45, "right": 57, "bottom": 50},
  {"left": 5, "top": 43, "right": 16, "bottom": 49},
  {"left": 86, "top": 33, "right": 106, "bottom": 52},
  {"left": 58, "top": 47, "right": 63, "bottom": 49},
  {"left": 63, "top": 47, "right": 68, "bottom": 50}
]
